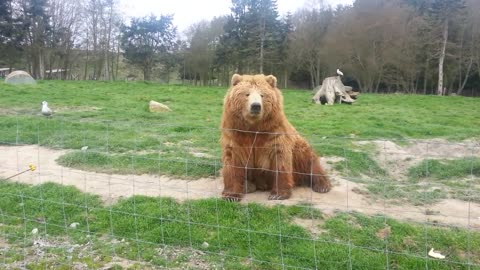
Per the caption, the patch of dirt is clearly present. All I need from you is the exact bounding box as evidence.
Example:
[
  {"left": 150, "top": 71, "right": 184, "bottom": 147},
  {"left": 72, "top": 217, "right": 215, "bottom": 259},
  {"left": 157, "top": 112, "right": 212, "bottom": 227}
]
[
  {"left": 99, "top": 256, "right": 151, "bottom": 270},
  {"left": 356, "top": 139, "right": 480, "bottom": 180},
  {"left": 293, "top": 218, "right": 327, "bottom": 236},
  {"left": 376, "top": 225, "right": 391, "bottom": 240},
  {"left": 55, "top": 106, "right": 101, "bottom": 113},
  {"left": 402, "top": 236, "right": 417, "bottom": 248},
  {"left": 351, "top": 187, "right": 370, "bottom": 196},
  {"left": 0, "top": 106, "right": 101, "bottom": 116},
  {"left": 0, "top": 108, "right": 36, "bottom": 115},
  {"left": 0, "top": 145, "right": 479, "bottom": 229},
  {"left": 0, "top": 236, "right": 9, "bottom": 249},
  {"left": 190, "top": 151, "right": 213, "bottom": 158}
]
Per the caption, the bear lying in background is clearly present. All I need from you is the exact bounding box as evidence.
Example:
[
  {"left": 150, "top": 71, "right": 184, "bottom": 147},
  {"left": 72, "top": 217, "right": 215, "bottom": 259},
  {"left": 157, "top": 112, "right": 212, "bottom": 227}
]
[{"left": 220, "top": 74, "right": 331, "bottom": 201}]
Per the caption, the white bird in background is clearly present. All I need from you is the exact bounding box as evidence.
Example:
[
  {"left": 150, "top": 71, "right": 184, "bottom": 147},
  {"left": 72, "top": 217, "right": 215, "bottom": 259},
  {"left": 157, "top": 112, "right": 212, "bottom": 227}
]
[
  {"left": 337, "top": 69, "right": 344, "bottom": 77},
  {"left": 41, "top": 101, "right": 53, "bottom": 117}
]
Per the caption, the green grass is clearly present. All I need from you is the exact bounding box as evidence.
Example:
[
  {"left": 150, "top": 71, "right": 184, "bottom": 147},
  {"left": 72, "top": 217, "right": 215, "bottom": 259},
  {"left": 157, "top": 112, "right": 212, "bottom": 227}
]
[
  {"left": 0, "top": 81, "right": 480, "bottom": 178},
  {"left": 409, "top": 158, "right": 480, "bottom": 181},
  {"left": 1, "top": 181, "right": 479, "bottom": 269},
  {"left": 2, "top": 81, "right": 479, "bottom": 268},
  {"left": 407, "top": 158, "right": 480, "bottom": 202},
  {"left": 0, "top": 81, "right": 479, "bottom": 179},
  {"left": 364, "top": 180, "right": 449, "bottom": 205}
]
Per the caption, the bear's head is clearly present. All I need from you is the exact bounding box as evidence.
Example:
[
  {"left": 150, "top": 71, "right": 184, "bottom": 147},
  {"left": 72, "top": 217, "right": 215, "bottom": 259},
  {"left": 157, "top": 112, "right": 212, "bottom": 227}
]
[{"left": 223, "top": 74, "right": 282, "bottom": 126}]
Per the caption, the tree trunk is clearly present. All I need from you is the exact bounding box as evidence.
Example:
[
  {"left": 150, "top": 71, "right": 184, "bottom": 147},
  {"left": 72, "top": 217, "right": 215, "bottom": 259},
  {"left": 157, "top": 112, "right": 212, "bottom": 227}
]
[
  {"left": 259, "top": 31, "right": 264, "bottom": 74},
  {"left": 115, "top": 41, "right": 120, "bottom": 80},
  {"left": 423, "top": 56, "right": 429, "bottom": 94},
  {"left": 38, "top": 50, "right": 45, "bottom": 79},
  {"left": 374, "top": 67, "right": 383, "bottom": 93},
  {"left": 84, "top": 28, "right": 90, "bottom": 80},
  {"left": 437, "top": 18, "right": 449, "bottom": 96},
  {"left": 457, "top": 57, "right": 473, "bottom": 95},
  {"left": 309, "top": 64, "right": 315, "bottom": 89},
  {"left": 144, "top": 68, "right": 151, "bottom": 81}
]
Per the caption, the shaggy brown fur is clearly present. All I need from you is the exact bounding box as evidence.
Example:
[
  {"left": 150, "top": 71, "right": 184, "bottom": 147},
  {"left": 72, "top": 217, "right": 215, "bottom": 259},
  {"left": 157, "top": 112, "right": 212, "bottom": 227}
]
[{"left": 220, "top": 74, "right": 331, "bottom": 201}]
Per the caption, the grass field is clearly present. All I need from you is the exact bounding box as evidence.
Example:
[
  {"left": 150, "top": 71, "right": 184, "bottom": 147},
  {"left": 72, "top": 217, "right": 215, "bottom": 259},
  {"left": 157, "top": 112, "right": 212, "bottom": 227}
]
[
  {"left": 0, "top": 80, "right": 479, "bottom": 269},
  {"left": 0, "top": 80, "right": 478, "bottom": 179},
  {"left": 0, "top": 181, "right": 479, "bottom": 269}
]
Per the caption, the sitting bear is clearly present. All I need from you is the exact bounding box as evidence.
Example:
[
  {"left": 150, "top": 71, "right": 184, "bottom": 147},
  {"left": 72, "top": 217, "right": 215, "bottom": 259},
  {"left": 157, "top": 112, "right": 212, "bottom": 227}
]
[{"left": 220, "top": 74, "right": 331, "bottom": 201}]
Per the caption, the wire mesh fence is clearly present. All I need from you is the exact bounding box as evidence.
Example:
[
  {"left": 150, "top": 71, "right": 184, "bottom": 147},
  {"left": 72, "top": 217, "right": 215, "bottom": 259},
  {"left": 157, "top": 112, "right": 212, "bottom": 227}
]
[{"left": 0, "top": 117, "right": 479, "bottom": 269}]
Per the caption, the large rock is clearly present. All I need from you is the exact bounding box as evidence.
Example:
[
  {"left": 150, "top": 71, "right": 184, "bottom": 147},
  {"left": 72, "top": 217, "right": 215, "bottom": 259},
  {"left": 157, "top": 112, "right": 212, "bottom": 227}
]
[
  {"left": 5, "top": 71, "right": 36, "bottom": 85},
  {"left": 149, "top": 100, "right": 171, "bottom": 112}
]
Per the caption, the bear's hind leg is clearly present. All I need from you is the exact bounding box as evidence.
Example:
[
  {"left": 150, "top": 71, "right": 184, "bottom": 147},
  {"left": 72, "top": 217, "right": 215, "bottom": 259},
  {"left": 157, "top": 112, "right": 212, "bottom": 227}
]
[
  {"left": 309, "top": 160, "right": 331, "bottom": 193},
  {"left": 293, "top": 142, "right": 332, "bottom": 193}
]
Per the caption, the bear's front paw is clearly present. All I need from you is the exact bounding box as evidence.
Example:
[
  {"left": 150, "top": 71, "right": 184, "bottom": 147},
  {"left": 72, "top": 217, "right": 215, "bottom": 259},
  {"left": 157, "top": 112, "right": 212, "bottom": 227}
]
[
  {"left": 312, "top": 181, "right": 332, "bottom": 193},
  {"left": 222, "top": 191, "right": 243, "bottom": 202}
]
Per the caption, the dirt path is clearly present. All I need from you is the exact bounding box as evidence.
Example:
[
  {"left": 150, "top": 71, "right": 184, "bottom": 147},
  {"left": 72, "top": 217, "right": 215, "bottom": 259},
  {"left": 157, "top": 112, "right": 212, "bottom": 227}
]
[{"left": 0, "top": 145, "right": 479, "bottom": 229}]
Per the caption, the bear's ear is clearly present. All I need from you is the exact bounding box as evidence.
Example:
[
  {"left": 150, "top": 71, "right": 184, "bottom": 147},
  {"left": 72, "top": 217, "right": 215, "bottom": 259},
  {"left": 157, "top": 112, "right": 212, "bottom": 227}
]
[
  {"left": 231, "top": 74, "right": 242, "bottom": 86},
  {"left": 265, "top": 75, "right": 277, "bottom": 88}
]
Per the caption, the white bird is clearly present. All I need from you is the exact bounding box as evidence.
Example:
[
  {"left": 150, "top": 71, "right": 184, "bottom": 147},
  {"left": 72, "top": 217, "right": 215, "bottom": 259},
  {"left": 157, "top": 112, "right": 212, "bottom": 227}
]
[
  {"left": 41, "top": 101, "right": 53, "bottom": 117},
  {"left": 337, "top": 69, "right": 344, "bottom": 76}
]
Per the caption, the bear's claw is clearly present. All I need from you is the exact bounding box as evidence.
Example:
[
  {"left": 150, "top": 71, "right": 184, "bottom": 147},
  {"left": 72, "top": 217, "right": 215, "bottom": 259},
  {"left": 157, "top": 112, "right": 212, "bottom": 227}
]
[
  {"left": 268, "top": 194, "right": 290, "bottom": 200},
  {"left": 312, "top": 183, "right": 332, "bottom": 193},
  {"left": 222, "top": 192, "right": 243, "bottom": 202}
]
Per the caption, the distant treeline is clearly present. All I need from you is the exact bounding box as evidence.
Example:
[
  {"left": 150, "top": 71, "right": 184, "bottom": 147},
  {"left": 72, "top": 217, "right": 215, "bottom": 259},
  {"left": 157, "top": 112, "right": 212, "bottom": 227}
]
[{"left": 1, "top": 0, "right": 479, "bottom": 95}]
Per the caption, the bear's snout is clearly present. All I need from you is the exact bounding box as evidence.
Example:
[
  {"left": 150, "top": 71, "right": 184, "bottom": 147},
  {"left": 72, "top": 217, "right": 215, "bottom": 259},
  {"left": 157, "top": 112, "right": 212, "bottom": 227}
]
[
  {"left": 247, "top": 91, "right": 263, "bottom": 116},
  {"left": 250, "top": 102, "right": 261, "bottom": 114}
]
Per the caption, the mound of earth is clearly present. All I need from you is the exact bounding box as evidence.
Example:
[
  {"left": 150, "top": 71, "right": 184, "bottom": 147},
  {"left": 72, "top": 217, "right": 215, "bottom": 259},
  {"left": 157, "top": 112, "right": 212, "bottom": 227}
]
[{"left": 5, "top": 70, "right": 36, "bottom": 85}]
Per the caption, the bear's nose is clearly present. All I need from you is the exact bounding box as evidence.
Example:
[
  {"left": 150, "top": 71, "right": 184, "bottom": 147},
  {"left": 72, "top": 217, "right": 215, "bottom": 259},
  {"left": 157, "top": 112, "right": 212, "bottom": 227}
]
[{"left": 250, "top": 103, "right": 261, "bottom": 114}]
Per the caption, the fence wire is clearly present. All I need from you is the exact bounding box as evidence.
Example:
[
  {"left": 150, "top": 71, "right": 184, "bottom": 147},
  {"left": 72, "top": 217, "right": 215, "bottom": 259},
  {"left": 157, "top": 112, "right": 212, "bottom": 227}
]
[{"left": 0, "top": 118, "right": 479, "bottom": 269}]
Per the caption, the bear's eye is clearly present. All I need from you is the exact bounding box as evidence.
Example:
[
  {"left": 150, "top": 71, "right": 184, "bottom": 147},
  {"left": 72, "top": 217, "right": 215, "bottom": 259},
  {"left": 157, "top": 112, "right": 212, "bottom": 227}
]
[
  {"left": 261, "top": 94, "right": 264, "bottom": 97},
  {"left": 246, "top": 94, "right": 250, "bottom": 97}
]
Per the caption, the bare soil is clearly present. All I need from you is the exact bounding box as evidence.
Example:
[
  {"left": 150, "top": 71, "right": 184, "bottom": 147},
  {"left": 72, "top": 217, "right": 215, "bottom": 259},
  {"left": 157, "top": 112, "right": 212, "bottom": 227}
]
[{"left": 0, "top": 144, "right": 479, "bottom": 229}]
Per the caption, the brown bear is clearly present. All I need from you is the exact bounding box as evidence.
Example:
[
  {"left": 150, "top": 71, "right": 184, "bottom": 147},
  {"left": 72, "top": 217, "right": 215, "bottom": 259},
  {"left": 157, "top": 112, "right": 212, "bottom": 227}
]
[{"left": 220, "top": 74, "right": 331, "bottom": 201}]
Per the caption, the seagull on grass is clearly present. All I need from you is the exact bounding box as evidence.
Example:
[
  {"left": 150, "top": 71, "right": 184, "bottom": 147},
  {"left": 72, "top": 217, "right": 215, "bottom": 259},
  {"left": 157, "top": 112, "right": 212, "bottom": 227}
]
[
  {"left": 337, "top": 69, "right": 344, "bottom": 77},
  {"left": 41, "top": 101, "right": 53, "bottom": 117}
]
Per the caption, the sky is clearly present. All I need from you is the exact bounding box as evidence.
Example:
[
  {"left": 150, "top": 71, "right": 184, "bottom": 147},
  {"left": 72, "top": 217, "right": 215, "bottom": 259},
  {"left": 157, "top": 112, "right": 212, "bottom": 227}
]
[{"left": 119, "top": 0, "right": 354, "bottom": 33}]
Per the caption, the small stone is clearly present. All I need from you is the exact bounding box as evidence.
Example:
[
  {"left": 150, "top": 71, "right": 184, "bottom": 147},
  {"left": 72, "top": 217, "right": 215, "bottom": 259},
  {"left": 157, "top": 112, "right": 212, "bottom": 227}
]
[
  {"left": 69, "top": 222, "right": 80, "bottom": 228},
  {"left": 201, "top": 241, "right": 209, "bottom": 249},
  {"left": 149, "top": 100, "right": 171, "bottom": 112},
  {"left": 31, "top": 228, "right": 38, "bottom": 235},
  {"left": 81, "top": 146, "right": 88, "bottom": 151}
]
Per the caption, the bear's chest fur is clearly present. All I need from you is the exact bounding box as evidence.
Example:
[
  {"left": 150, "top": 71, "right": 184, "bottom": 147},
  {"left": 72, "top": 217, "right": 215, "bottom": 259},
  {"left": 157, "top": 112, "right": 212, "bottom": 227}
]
[{"left": 231, "top": 131, "right": 293, "bottom": 169}]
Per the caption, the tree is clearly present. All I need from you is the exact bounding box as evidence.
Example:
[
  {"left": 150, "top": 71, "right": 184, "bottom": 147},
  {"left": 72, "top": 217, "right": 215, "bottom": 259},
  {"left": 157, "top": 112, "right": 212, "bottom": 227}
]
[
  {"left": 20, "top": 0, "right": 51, "bottom": 79},
  {"left": 217, "top": 0, "right": 283, "bottom": 75},
  {"left": 428, "top": 0, "right": 466, "bottom": 95},
  {"left": 0, "top": 0, "right": 23, "bottom": 70},
  {"left": 121, "top": 15, "right": 176, "bottom": 81},
  {"left": 0, "top": 0, "right": 13, "bottom": 43},
  {"left": 278, "top": 12, "right": 293, "bottom": 88},
  {"left": 48, "top": 0, "right": 84, "bottom": 79},
  {"left": 183, "top": 17, "right": 226, "bottom": 85},
  {"left": 288, "top": 4, "right": 333, "bottom": 88}
]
